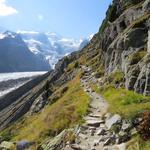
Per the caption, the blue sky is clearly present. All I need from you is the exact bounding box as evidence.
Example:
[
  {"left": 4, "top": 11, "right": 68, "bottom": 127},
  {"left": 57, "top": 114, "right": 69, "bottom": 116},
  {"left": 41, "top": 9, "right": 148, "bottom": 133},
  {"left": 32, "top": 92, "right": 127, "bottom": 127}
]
[{"left": 0, "top": 0, "right": 112, "bottom": 38}]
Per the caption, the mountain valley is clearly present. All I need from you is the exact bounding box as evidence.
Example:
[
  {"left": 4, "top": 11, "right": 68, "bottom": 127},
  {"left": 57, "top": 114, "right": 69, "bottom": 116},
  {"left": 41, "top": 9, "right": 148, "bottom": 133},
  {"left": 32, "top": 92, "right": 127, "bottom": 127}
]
[{"left": 0, "top": 0, "right": 150, "bottom": 150}]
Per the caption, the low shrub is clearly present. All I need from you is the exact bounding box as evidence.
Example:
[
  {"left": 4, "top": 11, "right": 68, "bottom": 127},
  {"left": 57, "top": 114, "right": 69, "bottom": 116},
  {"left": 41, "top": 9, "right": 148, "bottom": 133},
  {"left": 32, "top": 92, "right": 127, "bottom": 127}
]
[
  {"left": 99, "top": 3, "right": 119, "bottom": 33},
  {"left": 0, "top": 130, "right": 13, "bottom": 141},
  {"left": 108, "top": 71, "right": 125, "bottom": 84},
  {"left": 67, "top": 61, "right": 79, "bottom": 72}
]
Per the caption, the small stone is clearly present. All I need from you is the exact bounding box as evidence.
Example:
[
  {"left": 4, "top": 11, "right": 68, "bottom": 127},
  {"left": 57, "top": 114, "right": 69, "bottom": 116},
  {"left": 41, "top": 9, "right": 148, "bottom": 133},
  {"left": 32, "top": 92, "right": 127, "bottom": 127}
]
[
  {"left": 70, "top": 144, "right": 83, "bottom": 150},
  {"left": 90, "top": 129, "right": 95, "bottom": 136},
  {"left": 97, "top": 109, "right": 101, "bottom": 112},
  {"left": 104, "top": 136, "right": 116, "bottom": 146},
  {"left": 104, "top": 113, "right": 112, "bottom": 119},
  {"left": 78, "top": 133, "right": 88, "bottom": 140},
  {"left": 93, "top": 139, "right": 100, "bottom": 146},
  {"left": 66, "top": 141, "right": 70, "bottom": 145},
  {"left": 104, "top": 138, "right": 112, "bottom": 146},
  {"left": 121, "top": 120, "right": 131, "bottom": 131},
  {"left": 100, "top": 123, "right": 106, "bottom": 128},
  {"left": 89, "top": 127, "right": 96, "bottom": 130},
  {"left": 96, "top": 128, "right": 106, "bottom": 135},
  {"left": 0, "top": 141, "right": 15, "bottom": 150},
  {"left": 118, "top": 131, "right": 131, "bottom": 144},
  {"left": 117, "top": 143, "right": 126, "bottom": 150},
  {"left": 86, "top": 120, "right": 102, "bottom": 127},
  {"left": 89, "top": 113, "right": 102, "bottom": 118},
  {"left": 131, "top": 128, "right": 138, "bottom": 136},
  {"left": 80, "top": 125, "right": 89, "bottom": 131},
  {"left": 75, "top": 138, "right": 81, "bottom": 144}
]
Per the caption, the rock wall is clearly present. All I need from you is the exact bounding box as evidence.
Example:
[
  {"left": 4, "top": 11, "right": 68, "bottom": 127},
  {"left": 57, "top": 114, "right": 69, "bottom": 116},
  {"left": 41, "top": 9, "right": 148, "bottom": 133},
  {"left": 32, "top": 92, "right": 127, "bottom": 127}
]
[
  {"left": 81, "top": 0, "right": 150, "bottom": 96},
  {"left": 103, "top": 0, "right": 150, "bottom": 95}
]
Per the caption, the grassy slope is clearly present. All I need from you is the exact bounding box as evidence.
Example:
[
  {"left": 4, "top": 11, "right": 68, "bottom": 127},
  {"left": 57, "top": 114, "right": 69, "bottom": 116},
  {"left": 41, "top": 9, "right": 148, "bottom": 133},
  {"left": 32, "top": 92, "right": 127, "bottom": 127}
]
[{"left": 1, "top": 73, "right": 90, "bottom": 144}]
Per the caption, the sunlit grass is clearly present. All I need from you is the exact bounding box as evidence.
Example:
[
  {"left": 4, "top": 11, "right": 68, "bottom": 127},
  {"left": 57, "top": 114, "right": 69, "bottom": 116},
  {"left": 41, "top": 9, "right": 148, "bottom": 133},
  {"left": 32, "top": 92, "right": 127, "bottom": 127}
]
[
  {"left": 90, "top": 84, "right": 150, "bottom": 118},
  {"left": 126, "top": 135, "right": 150, "bottom": 150},
  {"left": 1, "top": 73, "right": 90, "bottom": 143},
  {"left": 90, "top": 83, "right": 150, "bottom": 149}
]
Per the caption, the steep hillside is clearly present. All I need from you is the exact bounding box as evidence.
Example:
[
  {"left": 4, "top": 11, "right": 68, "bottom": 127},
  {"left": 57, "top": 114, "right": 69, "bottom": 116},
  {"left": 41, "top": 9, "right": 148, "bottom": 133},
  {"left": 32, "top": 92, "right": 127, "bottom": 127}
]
[
  {"left": 0, "top": 0, "right": 150, "bottom": 149},
  {"left": 80, "top": 0, "right": 150, "bottom": 96}
]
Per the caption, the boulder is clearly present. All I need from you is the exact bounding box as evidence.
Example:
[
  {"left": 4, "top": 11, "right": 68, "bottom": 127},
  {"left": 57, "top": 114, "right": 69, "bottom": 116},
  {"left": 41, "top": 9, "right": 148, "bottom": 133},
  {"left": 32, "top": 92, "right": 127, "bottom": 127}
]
[
  {"left": 39, "top": 130, "right": 67, "bottom": 150},
  {"left": 105, "top": 114, "right": 122, "bottom": 129},
  {"left": 0, "top": 141, "right": 15, "bottom": 150},
  {"left": 16, "top": 140, "right": 34, "bottom": 150}
]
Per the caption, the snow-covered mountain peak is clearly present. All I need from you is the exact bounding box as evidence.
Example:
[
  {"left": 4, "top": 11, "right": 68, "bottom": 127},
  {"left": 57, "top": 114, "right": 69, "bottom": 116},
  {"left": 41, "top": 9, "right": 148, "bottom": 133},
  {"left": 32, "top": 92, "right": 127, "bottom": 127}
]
[
  {"left": 19, "top": 31, "right": 90, "bottom": 69},
  {"left": 17, "top": 30, "right": 39, "bottom": 35},
  {"left": 0, "top": 30, "right": 90, "bottom": 69},
  {"left": 0, "top": 31, "right": 18, "bottom": 39}
]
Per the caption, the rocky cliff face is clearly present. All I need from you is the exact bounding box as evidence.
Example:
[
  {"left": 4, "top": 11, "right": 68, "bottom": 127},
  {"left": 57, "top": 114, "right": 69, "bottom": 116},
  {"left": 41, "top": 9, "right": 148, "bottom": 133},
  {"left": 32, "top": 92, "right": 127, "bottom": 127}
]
[{"left": 77, "top": 0, "right": 150, "bottom": 96}]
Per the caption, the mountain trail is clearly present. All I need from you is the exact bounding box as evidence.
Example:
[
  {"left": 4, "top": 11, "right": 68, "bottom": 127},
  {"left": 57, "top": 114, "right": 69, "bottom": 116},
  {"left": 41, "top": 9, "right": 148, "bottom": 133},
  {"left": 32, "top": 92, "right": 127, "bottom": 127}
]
[{"left": 64, "top": 67, "right": 125, "bottom": 150}]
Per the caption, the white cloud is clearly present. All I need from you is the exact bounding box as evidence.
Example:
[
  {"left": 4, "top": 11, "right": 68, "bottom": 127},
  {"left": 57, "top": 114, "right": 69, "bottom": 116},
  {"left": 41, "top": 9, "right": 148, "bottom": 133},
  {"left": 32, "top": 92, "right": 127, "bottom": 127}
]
[
  {"left": 38, "top": 14, "right": 44, "bottom": 21},
  {"left": 0, "top": 0, "right": 18, "bottom": 16}
]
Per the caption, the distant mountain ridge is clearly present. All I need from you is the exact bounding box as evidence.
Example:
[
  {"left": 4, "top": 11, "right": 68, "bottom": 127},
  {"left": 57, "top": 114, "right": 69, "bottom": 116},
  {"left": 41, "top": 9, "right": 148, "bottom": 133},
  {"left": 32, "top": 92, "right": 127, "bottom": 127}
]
[
  {"left": 18, "top": 31, "right": 91, "bottom": 68},
  {"left": 0, "top": 31, "right": 50, "bottom": 72},
  {"left": 0, "top": 30, "right": 90, "bottom": 72}
]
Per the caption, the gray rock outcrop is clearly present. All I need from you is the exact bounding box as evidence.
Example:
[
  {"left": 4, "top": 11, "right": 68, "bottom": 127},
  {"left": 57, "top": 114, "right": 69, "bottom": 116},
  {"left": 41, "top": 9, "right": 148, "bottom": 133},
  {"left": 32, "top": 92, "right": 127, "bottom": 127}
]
[{"left": 79, "top": 0, "right": 150, "bottom": 96}]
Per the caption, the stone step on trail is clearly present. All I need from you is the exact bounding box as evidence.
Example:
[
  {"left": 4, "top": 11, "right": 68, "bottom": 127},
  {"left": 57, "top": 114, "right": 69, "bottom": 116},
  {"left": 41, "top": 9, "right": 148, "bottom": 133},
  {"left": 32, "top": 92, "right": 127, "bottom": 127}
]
[
  {"left": 88, "top": 113, "right": 102, "bottom": 118},
  {"left": 70, "top": 144, "right": 89, "bottom": 150},
  {"left": 84, "top": 116, "right": 104, "bottom": 121},
  {"left": 96, "top": 128, "right": 107, "bottom": 136},
  {"left": 86, "top": 119, "right": 104, "bottom": 127}
]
